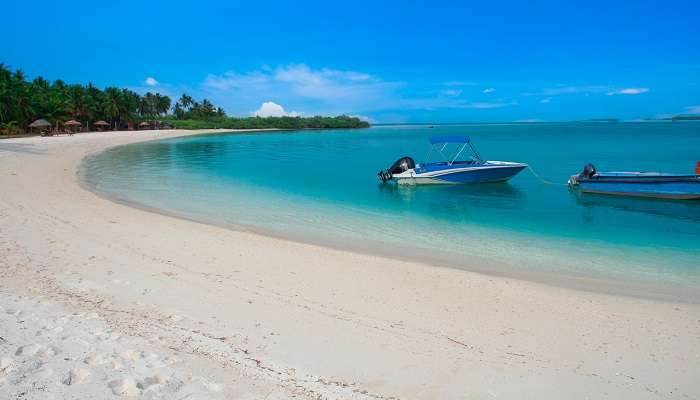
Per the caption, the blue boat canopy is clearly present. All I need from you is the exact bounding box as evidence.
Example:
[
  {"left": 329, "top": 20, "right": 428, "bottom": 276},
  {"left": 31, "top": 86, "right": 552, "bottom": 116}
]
[{"left": 428, "top": 135, "right": 470, "bottom": 144}]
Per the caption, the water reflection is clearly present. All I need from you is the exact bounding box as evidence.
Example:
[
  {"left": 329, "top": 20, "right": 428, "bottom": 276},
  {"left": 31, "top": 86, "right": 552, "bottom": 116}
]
[
  {"left": 571, "top": 189, "right": 700, "bottom": 223},
  {"left": 377, "top": 182, "right": 525, "bottom": 223}
]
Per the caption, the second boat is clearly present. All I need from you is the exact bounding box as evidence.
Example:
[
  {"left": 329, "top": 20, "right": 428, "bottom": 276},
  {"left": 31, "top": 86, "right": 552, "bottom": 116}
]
[{"left": 378, "top": 135, "right": 528, "bottom": 185}]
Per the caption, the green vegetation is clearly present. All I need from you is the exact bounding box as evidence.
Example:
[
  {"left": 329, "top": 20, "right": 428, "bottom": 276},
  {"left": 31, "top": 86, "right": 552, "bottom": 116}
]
[
  {"left": 164, "top": 115, "right": 370, "bottom": 130},
  {"left": 0, "top": 63, "right": 171, "bottom": 134},
  {"left": 1, "top": 63, "right": 370, "bottom": 135},
  {"left": 168, "top": 93, "right": 368, "bottom": 129},
  {"left": 172, "top": 94, "right": 225, "bottom": 120}
]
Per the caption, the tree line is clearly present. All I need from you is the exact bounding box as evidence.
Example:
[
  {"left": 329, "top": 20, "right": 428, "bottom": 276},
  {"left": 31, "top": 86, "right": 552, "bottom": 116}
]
[
  {"left": 163, "top": 115, "right": 371, "bottom": 130},
  {"left": 0, "top": 63, "right": 172, "bottom": 133},
  {"left": 0, "top": 63, "right": 370, "bottom": 135},
  {"left": 173, "top": 94, "right": 226, "bottom": 120}
]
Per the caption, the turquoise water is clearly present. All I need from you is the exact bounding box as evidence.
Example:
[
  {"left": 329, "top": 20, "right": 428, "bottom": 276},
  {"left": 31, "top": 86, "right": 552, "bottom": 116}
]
[{"left": 83, "top": 123, "right": 700, "bottom": 297}]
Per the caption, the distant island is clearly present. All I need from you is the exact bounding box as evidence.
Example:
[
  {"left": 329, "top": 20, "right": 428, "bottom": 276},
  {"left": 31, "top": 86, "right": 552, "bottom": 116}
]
[
  {"left": 643, "top": 115, "right": 700, "bottom": 122},
  {"left": 583, "top": 118, "right": 620, "bottom": 123},
  {"left": 164, "top": 114, "right": 370, "bottom": 130},
  {"left": 668, "top": 115, "right": 700, "bottom": 121},
  {"left": 0, "top": 63, "right": 369, "bottom": 136}
]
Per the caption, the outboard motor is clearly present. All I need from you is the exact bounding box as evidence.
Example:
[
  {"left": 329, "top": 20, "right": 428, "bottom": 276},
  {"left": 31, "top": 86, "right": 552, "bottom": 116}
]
[
  {"left": 378, "top": 156, "right": 415, "bottom": 183},
  {"left": 578, "top": 163, "right": 597, "bottom": 180}
]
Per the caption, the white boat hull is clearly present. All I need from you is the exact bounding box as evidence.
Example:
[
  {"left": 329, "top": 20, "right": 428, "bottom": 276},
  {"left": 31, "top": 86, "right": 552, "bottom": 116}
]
[{"left": 392, "top": 161, "right": 527, "bottom": 185}]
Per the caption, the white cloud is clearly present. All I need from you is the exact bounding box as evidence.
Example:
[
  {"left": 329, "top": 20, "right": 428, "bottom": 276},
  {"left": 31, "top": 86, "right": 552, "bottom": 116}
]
[
  {"left": 482, "top": 88, "right": 496, "bottom": 94},
  {"left": 273, "top": 64, "right": 394, "bottom": 100},
  {"left": 203, "top": 64, "right": 395, "bottom": 101},
  {"left": 253, "top": 101, "right": 300, "bottom": 117},
  {"left": 193, "top": 64, "right": 522, "bottom": 118},
  {"left": 442, "top": 80, "right": 478, "bottom": 86},
  {"left": 523, "top": 85, "right": 649, "bottom": 99},
  {"left": 540, "top": 97, "right": 552, "bottom": 103},
  {"left": 606, "top": 88, "right": 649, "bottom": 96},
  {"left": 684, "top": 105, "right": 700, "bottom": 114},
  {"left": 202, "top": 64, "right": 402, "bottom": 117},
  {"left": 128, "top": 78, "right": 176, "bottom": 98},
  {"left": 398, "top": 96, "right": 516, "bottom": 111},
  {"left": 515, "top": 118, "right": 545, "bottom": 123},
  {"left": 203, "top": 71, "right": 268, "bottom": 91},
  {"left": 439, "top": 89, "right": 462, "bottom": 97},
  {"left": 524, "top": 85, "right": 610, "bottom": 96},
  {"left": 465, "top": 102, "right": 512, "bottom": 109},
  {"left": 350, "top": 114, "right": 376, "bottom": 123},
  {"left": 654, "top": 113, "right": 674, "bottom": 119}
]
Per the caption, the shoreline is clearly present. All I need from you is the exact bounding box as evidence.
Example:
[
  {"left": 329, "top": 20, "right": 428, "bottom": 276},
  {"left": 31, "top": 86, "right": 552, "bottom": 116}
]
[
  {"left": 79, "top": 133, "right": 699, "bottom": 304},
  {"left": 81, "top": 174, "right": 700, "bottom": 305},
  {"left": 2, "top": 129, "right": 699, "bottom": 399}
]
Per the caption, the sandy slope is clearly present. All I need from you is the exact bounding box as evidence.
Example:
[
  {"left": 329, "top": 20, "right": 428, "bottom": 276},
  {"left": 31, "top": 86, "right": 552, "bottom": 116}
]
[{"left": 0, "top": 129, "right": 698, "bottom": 399}]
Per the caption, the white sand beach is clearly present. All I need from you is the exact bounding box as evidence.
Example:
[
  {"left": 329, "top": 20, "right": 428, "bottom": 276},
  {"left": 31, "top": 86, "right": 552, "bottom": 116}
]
[{"left": 1, "top": 129, "right": 699, "bottom": 399}]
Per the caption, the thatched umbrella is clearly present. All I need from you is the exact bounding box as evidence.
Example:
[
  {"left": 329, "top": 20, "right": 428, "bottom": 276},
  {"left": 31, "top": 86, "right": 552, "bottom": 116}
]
[
  {"left": 64, "top": 120, "right": 82, "bottom": 134},
  {"left": 94, "top": 120, "right": 110, "bottom": 131},
  {"left": 29, "top": 119, "right": 51, "bottom": 135},
  {"left": 138, "top": 121, "right": 151, "bottom": 130},
  {"left": 29, "top": 119, "right": 51, "bottom": 128}
]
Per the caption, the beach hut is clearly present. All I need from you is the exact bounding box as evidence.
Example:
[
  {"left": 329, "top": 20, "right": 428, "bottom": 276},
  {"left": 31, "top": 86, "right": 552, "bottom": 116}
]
[
  {"left": 138, "top": 121, "right": 151, "bottom": 130},
  {"left": 64, "top": 120, "right": 81, "bottom": 135},
  {"left": 94, "top": 120, "right": 110, "bottom": 131},
  {"left": 28, "top": 119, "right": 52, "bottom": 135}
]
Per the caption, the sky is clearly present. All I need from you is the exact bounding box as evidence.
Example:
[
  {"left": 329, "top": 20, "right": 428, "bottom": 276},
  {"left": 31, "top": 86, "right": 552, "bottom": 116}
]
[{"left": 3, "top": 0, "right": 700, "bottom": 123}]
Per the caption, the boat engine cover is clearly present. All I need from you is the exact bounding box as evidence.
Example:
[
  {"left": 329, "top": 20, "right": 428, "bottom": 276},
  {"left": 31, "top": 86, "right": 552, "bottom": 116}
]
[
  {"left": 388, "top": 156, "right": 416, "bottom": 175},
  {"left": 579, "top": 163, "right": 597, "bottom": 179}
]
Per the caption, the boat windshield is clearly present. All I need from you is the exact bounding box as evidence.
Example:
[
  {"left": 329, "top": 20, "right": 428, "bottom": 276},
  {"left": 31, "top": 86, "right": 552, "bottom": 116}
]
[{"left": 426, "top": 136, "right": 483, "bottom": 165}]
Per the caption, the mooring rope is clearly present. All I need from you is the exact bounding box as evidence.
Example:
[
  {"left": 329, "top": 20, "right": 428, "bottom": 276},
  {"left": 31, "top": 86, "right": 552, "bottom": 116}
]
[{"left": 527, "top": 166, "right": 567, "bottom": 186}]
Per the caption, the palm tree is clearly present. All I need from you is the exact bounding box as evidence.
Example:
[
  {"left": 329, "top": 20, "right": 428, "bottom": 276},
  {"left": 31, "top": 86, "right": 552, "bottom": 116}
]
[
  {"left": 67, "top": 85, "right": 91, "bottom": 127},
  {"left": 120, "top": 89, "right": 141, "bottom": 125},
  {"left": 0, "top": 63, "right": 11, "bottom": 81},
  {"left": 174, "top": 94, "right": 194, "bottom": 119},
  {"left": 141, "top": 92, "right": 157, "bottom": 118},
  {"left": 178, "top": 94, "right": 193, "bottom": 109},
  {"left": 0, "top": 64, "right": 13, "bottom": 123},
  {"left": 200, "top": 99, "right": 215, "bottom": 118},
  {"left": 86, "top": 83, "right": 104, "bottom": 122},
  {"left": 103, "top": 87, "right": 121, "bottom": 129},
  {"left": 0, "top": 64, "right": 191, "bottom": 134},
  {"left": 32, "top": 76, "right": 49, "bottom": 90},
  {"left": 33, "top": 92, "right": 69, "bottom": 129},
  {"left": 10, "top": 75, "right": 34, "bottom": 128},
  {"left": 40, "top": 90, "right": 70, "bottom": 128},
  {"left": 13, "top": 69, "right": 26, "bottom": 84},
  {"left": 155, "top": 93, "right": 171, "bottom": 116},
  {"left": 173, "top": 103, "right": 184, "bottom": 119},
  {"left": 53, "top": 79, "right": 67, "bottom": 92}
]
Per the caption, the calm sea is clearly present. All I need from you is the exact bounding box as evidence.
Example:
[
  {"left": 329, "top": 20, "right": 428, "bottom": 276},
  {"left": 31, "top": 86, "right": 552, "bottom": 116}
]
[{"left": 83, "top": 122, "right": 700, "bottom": 298}]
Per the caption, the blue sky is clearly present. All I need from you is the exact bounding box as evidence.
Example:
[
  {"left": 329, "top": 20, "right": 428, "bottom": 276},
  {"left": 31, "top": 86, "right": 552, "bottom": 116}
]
[{"left": 4, "top": 0, "right": 700, "bottom": 122}]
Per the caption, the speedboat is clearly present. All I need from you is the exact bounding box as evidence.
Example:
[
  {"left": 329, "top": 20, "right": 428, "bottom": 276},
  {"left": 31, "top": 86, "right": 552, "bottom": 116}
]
[
  {"left": 377, "top": 135, "right": 528, "bottom": 184},
  {"left": 568, "top": 163, "right": 700, "bottom": 199}
]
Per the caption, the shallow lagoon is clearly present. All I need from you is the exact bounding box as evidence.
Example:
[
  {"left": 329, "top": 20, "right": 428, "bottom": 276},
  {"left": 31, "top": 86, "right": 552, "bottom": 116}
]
[{"left": 83, "top": 122, "right": 700, "bottom": 297}]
